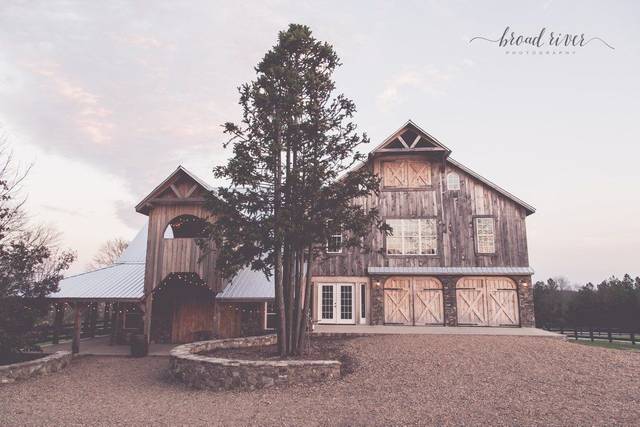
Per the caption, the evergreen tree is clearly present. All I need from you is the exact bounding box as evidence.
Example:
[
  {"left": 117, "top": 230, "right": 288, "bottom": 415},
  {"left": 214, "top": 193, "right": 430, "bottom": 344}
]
[{"left": 204, "top": 24, "right": 384, "bottom": 355}]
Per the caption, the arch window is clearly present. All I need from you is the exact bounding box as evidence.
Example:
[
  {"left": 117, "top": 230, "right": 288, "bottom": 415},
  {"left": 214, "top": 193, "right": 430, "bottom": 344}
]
[{"left": 163, "top": 215, "right": 208, "bottom": 239}]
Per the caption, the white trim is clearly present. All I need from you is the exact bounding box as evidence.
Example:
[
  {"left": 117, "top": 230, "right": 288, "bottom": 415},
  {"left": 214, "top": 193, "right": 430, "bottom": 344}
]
[
  {"left": 326, "top": 232, "right": 343, "bottom": 254},
  {"left": 317, "top": 283, "right": 356, "bottom": 325}
]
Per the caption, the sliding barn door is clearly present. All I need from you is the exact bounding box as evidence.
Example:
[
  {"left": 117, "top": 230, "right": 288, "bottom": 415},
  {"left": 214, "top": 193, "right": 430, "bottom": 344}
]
[
  {"left": 384, "top": 278, "right": 412, "bottom": 325},
  {"left": 456, "top": 277, "right": 519, "bottom": 326},
  {"left": 413, "top": 278, "right": 444, "bottom": 325}
]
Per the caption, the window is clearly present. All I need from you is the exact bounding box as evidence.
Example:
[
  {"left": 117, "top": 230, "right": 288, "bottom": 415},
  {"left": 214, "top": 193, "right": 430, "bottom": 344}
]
[
  {"left": 386, "top": 219, "right": 438, "bottom": 255},
  {"left": 163, "top": 214, "right": 208, "bottom": 239},
  {"left": 326, "top": 232, "right": 343, "bottom": 254},
  {"left": 360, "top": 283, "right": 366, "bottom": 323},
  {"left": 265, "top": 302, "right": 277, "bottom": 330},
  {"left": 382, "top": 160, "right": 431, "bottom": 188},
  {"left": 475, "top": 217, "right": 496, "bottom": 254},
  {"left": 446, "top": 173, "right": 460, "bottom": 191}
]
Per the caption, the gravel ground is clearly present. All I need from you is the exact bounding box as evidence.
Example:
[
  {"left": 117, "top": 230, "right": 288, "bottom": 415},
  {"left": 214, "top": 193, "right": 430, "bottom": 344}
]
[{"left": 1, "top": 335, "right": 639, "bottom": 426}]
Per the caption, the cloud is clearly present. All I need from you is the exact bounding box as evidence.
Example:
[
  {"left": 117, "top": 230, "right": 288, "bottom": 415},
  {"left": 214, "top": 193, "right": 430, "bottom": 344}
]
[{"left": 376, "top": 65, "right": 454, "bottom": 111}]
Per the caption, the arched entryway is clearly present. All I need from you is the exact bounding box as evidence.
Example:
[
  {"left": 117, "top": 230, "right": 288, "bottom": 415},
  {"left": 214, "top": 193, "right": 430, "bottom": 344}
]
[
  {"left": 151, "top": 273, "right": 215, "bottom": 343},
  {"left": 456, "top": 277, "right": 519, "bottom": 326},
  {"left": 384, "top": 277, "right": 444, "bottom": 325}
]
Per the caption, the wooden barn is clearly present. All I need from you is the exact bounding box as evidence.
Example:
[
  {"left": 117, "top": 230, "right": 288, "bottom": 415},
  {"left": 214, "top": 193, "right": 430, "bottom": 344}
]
[
  {"left": 310, "top": 121, "right": 536, "bottom": 328},
  {"left": 51, "top": 120, "right": 536, "bottom": 349}
]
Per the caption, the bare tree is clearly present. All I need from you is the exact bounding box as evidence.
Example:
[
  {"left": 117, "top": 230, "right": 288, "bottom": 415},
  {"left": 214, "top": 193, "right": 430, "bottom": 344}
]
[{"left": 87, "top": 238, "right": 128, "bottom": 270}]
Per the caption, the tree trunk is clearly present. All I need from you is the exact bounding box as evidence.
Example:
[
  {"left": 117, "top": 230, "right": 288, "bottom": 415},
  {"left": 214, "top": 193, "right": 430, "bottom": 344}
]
[
  {"left": 273, "top": 119, "right": 287, "bottom": 356},
  {"left": 296, "top": 244, "right": 314, "bottom": 353},
  {"left": 292, "top": 248, "right": 305, "bottom": 353}
]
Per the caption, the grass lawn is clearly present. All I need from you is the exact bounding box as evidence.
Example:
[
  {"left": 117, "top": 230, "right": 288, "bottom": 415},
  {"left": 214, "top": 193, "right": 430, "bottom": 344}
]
[{"left": 571, "top": 339, "right": 640, "bottom": 352}]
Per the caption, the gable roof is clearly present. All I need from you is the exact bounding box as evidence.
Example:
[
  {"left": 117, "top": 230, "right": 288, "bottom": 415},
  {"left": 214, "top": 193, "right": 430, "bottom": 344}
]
[
  {"left": 364, "top": 120, "right": 535, "bottom": 215},
  {"left": 135, "top": 166, "right": 214, "bottom": 215},
  {"left": 371, "top": 120, "right": 451, "bottom": 153},
  {"left": 447, "top": 158, "right": 535, "bottom": 215}
]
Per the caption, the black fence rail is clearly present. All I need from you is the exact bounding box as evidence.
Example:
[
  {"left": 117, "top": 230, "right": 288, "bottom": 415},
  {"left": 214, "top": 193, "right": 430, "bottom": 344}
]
[
  {"left": 34, "top": 319, "right": 113, "bottom": 345},
  {"left": 544, "top": 326, "right": 637, "bottom": 345}
]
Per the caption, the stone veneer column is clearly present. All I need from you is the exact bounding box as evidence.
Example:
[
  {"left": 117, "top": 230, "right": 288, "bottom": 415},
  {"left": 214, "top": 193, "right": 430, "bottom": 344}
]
[
  {"left": 513, "top": 275, "right": 535, "bottom": 327},
  {"left": 440, "top": 276, "right": 459, "bottom": 326},
  {"left": 369, "top": 275, "right": 386, "bottom": 325}
]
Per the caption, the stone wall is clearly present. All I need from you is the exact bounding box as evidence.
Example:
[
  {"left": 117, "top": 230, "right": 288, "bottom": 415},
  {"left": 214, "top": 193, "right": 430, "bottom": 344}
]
[
  {"left": 170, "top": 335, "right": 341, "bottom": 391},
  {"left": 0, "top": 351, "right": 72, "bottom": 384},
  {"left": 514, "top": 276, "right": 535, "bottom": 327}
]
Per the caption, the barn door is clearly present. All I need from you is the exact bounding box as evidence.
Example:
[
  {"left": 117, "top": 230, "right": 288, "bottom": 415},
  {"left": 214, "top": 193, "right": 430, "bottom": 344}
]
[
  {"left": 456, "top": 278, "right": 488, "bottom": 325},
  {"left": 485, "top": 278, "right": 519, "bottom": 326},
  {"left": 384, "top": 278, "right": 412, "bottom": 324},
  {"left": 456, "top": 277, "right": 519, "bottom": 326},
  {"left": 413, "top": 278, "right": 444, "bottom": 325}
]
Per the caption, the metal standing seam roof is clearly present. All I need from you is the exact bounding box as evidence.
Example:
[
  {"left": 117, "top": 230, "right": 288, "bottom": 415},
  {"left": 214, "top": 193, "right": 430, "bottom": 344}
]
[
  {"left": 50, "top": 220, "right": 276, "bottom": 302},
  {"left": 49, "top": 224, "right": 149, "bottom": 301},
  {"left": 367, "top": 266, "right": 535, "bottom": 276},
  {"left": 217, "top": 267, "right": 275, "bottom": 301}
]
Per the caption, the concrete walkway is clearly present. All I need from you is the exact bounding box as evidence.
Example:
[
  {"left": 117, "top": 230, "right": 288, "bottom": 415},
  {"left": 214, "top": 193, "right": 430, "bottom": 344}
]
[
  {"left": 41, "top": 336, "right": 174, "bottom": 356},
  {"left": 315, "top": 324, "right": 564, "bottom": 338}
]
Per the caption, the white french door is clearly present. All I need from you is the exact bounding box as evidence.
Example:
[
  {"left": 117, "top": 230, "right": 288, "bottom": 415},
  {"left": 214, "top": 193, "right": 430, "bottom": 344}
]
[{"left": 318, "top": 283, "right": 355, "bottom": 324}]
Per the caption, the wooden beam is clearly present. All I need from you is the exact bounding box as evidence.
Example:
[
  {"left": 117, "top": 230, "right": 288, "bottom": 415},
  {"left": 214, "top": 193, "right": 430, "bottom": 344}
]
[{"left": 169, "top": 183, "right": 182, "bottom": 198}]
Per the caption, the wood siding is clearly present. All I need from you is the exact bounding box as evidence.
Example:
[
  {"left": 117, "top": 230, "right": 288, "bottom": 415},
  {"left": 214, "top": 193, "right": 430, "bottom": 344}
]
[
  {"left": 312, "top": 153, "right": 530, "bottom": 276},
  {"left": 144, "top": 203, "right": 221, "bottom": 294}
]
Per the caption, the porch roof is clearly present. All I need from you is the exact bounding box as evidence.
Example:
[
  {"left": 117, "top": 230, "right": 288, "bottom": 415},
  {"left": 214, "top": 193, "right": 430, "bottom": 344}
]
[
  {"left": 367, "top": 266, "right": 535, "bottom": 276},
  {"left": 49, "top": 225, "right": 149, "bottom": 302}
]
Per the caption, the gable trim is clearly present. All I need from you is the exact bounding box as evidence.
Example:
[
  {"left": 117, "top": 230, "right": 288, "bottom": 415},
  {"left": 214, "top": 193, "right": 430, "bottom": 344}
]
[
  {"left": 135, "top": 166, "right": 214, "bottom": 215},
  {"left": 372, "top": 120, "right": 452, "bottom": 153}
]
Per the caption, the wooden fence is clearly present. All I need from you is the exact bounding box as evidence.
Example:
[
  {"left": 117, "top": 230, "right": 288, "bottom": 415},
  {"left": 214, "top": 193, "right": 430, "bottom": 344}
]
[
  {"left": 544, "top": 326, "right": 637, "bottom": 345},
  {"left": 34, "top": 319, "right": 112, "bottom": 345}
]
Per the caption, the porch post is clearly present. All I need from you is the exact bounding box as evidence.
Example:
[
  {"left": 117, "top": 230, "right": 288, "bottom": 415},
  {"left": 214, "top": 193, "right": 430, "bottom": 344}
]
[
  {"left": 143, "top": 294, "right": 153, "bottom": 345},
  {"left": 72, "top": 302, "right": 83, "bottom": 354},
  {"left": 88, "top": 302, "right": 98, "bottom": 338},
  {"left": 109, "top": 302, "right": 119, "bottom": 345},
  {"left": 52, "top": 302, "right": 65, "bottom": 344}
]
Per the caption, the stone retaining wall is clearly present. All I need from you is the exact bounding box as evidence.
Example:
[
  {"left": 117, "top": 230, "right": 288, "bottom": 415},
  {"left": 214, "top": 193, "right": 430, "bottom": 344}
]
[
  {"left": 170, "top": 335, "right": 341, "bottom": 391},
  {"left": 0, "top": 351, "right": 72, "bottom": 384}
]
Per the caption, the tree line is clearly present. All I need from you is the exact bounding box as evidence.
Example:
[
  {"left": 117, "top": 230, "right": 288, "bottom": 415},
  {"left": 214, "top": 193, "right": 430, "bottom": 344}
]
[{"left": 533, "top": 275, "right": 640, "bottom": 332}]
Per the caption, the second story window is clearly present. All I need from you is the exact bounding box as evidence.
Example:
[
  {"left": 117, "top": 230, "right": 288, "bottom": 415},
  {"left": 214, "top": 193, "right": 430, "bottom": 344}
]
[
  {"left": 386, "top": 218, "right": 437, "bottom": 255},
  {"left": 326, "top": 232, "right": 343, "bottom": 254},
  {"left": 474, "top": 217, "right": 496, "bottom": 254},
  {"left": 446, "top": 172, "right": 460, "bottom": 191}
]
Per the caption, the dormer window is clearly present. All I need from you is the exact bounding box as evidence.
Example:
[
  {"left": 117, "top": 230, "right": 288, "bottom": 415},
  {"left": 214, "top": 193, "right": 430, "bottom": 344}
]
[{"left": 446, "top": 172, "right": 460, "bottom": 191}]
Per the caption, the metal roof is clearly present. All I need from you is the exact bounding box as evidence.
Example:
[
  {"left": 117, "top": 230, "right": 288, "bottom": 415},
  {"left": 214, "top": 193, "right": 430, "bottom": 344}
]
[
  {"left": 116, "top": 224, "right": 148, "bottom": 264},
  {"left": 50, "top": 223, "right": 148, "bottom": 301},
  {"left": 50, "top": 221, "right": 276, "bottom": 302},
  {"left": 217, "top": 267, "right": 275, "bottom": 301},
  {"left": 367, "top": 266, "right": 534, "bottom": 276}
]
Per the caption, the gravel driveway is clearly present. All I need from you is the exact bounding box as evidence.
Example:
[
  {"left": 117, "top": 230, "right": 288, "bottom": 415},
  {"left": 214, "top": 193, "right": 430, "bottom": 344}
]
[{"left": 1, "top": 335, "right": 639, "bottom": 426}]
